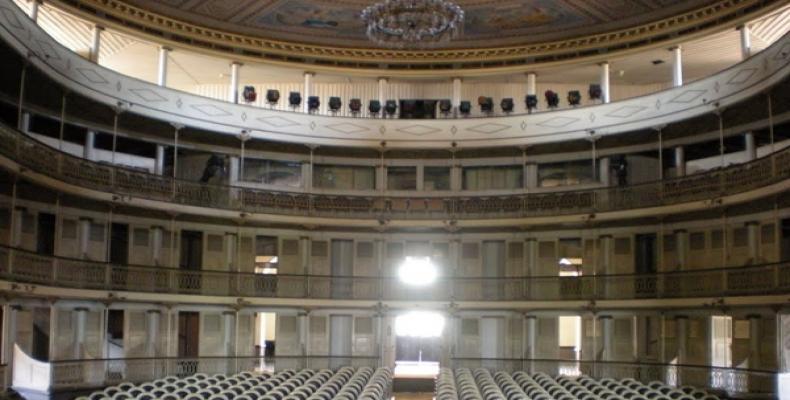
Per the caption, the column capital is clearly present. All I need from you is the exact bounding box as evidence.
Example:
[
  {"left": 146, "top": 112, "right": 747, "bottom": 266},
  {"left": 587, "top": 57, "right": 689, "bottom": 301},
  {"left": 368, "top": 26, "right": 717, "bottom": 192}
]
[
  {"left": 93, "top": 25, "right": 105, "bottom": 31},
  {"left": 376, "top": 76, "right": 389, "bottom": 82},
  {"left": 222, "top": 310, "right": 238, "bottom": 316},
  {"left": 304, "top": 71, "right": 316, "bottom": 77},
  {"left": 150, "top": 225, "right": 165, "bottom": 230},
  {"left": 146, "top": 309, "right": 161, "bottom": 314},
  {"left": 526, "top": 71, "right": 537, "bottom": 77},
  {"left": 668, "top": 45, "right": 681, "bottom": 51},
  {"left": 597, "top": 315, "right": 613, "bottom": 320},
  {"left": 74, "top": 307, "right": 89, "bottom": 312},
  {"left": 599, "top": 61, "right": 610, "bottom": 66},
  {"left": 674, "top": 315, "right": 689, "bottom": 320},
  {"left": 599, "top": 234, "right": 613, "bottom": 239},
  {"left": 230, "top": 61, "right": 243, "bottom": 67}
]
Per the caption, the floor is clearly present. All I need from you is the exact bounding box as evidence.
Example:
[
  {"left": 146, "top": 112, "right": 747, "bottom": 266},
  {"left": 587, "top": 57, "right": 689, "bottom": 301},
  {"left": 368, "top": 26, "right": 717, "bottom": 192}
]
[{"left": 393, "top": 393, "right": 434, "bottom": 400}]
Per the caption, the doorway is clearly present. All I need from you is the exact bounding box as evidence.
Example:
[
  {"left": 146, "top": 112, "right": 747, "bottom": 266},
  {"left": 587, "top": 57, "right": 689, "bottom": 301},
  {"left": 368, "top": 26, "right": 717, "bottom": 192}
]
[
  {"left": 394, "top": 312, "right": 444, "bottom": 378},
  {"left": 635, "top": 234, "right": 657, "bottom": 297},
  {"left": 31, "top": 308, "right": 49, "bottom": 361},
  {"left": 180, "top": 231, "right": 203, "bottom": 270},
  {"left": 106, "top": 310, "right": 124, "bottom": 358},
  {"left": 109, "top": 223, "right": 129, "bottom": 265},
  {"left": 36, "top": 213, "right": 55, "bottom": 256},
  {"left": 177, "top": 311, "right": 200, "bottom": 358}
]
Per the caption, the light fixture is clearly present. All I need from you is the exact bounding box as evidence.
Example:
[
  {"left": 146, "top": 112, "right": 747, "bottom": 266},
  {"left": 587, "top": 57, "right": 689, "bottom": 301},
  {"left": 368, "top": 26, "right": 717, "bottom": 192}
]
[
  {"left": 361, "top": 0, "right": 464, "bottom": 49},
  {"left": 395, "top": 311, "right": 445, "bottom": 337},
  {"left": 398, "top": 256, "right": 438, "bottom": 286}
]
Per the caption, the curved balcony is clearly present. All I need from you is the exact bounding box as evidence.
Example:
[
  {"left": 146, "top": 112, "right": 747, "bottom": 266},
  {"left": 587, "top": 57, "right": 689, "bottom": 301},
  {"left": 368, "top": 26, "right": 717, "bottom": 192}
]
[
  {"left": 1, "top": 121, "right": 789, "bottom": 226},
  {"left": 1, "top": 0, "right": 788, "bottom": 149},
  {"left": 1, "top": 245, "right": 788, "bottom": 303}
]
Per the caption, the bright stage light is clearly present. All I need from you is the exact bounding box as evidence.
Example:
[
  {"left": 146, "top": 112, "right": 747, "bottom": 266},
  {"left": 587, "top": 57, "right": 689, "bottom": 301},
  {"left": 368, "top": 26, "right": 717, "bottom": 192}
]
[
  {"left": 395, "top": 312, "right": 445, "bottom": 337},
  {"left": 398, "top": 256, "right": 438, "bottom": 286}
]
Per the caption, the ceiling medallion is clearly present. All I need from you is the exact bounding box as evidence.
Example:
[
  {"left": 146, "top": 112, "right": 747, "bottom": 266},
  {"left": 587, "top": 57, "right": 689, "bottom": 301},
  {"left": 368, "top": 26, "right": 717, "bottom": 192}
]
[{"left": 361, "top": 0, "right": 464, "bottom": 49}]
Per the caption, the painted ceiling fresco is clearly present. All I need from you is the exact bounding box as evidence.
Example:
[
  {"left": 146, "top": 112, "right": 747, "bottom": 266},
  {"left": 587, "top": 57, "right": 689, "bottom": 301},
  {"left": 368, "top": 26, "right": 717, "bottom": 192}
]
[{"left": 120, "top": 0, "right": 718, "bottom": 49}]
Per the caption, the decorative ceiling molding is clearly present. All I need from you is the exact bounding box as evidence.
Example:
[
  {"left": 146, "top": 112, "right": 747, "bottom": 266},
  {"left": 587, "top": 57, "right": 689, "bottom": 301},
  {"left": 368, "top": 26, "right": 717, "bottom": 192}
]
[{"left": 42, "top": 0, "right": 786, "bottom": 75}]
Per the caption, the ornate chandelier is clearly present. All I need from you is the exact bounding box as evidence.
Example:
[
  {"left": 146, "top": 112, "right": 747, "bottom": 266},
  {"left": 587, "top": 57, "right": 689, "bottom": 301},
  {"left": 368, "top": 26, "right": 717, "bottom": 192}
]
[{"left": 361, "top": 0, "right": 464, "bottom": 49}]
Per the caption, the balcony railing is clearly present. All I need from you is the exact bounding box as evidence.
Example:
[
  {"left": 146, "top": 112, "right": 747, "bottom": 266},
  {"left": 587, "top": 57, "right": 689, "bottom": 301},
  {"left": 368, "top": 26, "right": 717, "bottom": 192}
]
[
  {"left": 1, "top": 121, "right": 789, "bottom": 222},
  {"left": 450, "top": 358, "right": 777, "bottom": 397},
  {"left": 1, "top": 245, "right": 789, "bottom": 301}
]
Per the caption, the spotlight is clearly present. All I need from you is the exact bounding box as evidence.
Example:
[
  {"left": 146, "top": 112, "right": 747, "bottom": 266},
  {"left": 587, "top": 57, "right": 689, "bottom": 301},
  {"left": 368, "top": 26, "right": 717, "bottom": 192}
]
[
  {"left": 588, "top": 84, "right": 602, "bottom": 102},
  {"left": 242, "top": 86, "right": 257, "bottom": 103},
  {"left": 328, "top": 97, "right": 342, "bottom": 113},
  {"left": 525, "top": 95, "right": 538, "bottom": 113},
  {"left": 368, "top": 100, "right": 382, "bottom": 116},
  {"left": 398, "top": 256, "right": 438, "bottom": 286},
  {"left": 439, "top": 99, "right": 452, "bottom": 116},
  {"left": 478, "top": 96, "right": 493, "bottom": 114},
  {"left": 265, "top": 89, "right": 280, "bottom": 106},
  {"left": 385, "top": 100, "right": 398, "bottom": 117},
  {"left": 288, "top": 92, "right": 302, "bottom": 109},
  {"left": 349, "top": 98, "right": 362, "bottom": 115},
  {"left": 459, "top": 101, "right": 471, "bottom": 116},
  {"left": 500, "top": 98, "right": 514, "bottom": 114},
  {"left": 307, "top": 96, "right": 320, "bottom": 113},
  {"left": 567, "top": 90, "right": 582, "bottom": 107},
  {"left": 545, "top": 90, "right": 559, "bottom": 108}
]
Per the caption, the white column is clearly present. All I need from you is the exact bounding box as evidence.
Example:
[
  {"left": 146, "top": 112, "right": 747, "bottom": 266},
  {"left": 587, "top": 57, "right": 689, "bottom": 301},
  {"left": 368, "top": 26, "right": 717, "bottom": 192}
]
[
  {"left": 670, "top": 46, "right": 683, "bottom": 87},
  {"left": 154, "top": 144, "right": 165, "bottom": 175},
  {"left": 526, "top": 73, "right": 537, "bottom": 97},
  {"left": 90, "top": 25, "right": 104, "bottom": 63},
  {"left": 228, "top": 156, "right": 240, "bottom": 184},
  {"left": 452, "top": 77, "right": 462, "bottom": 109},
  {"left": 19, "top": 112, "right": 31, "bottom": 133},
  {"left": 600, "top": 316, "right": 613, "bottom": 361},
  {"left": 525, "top": 163, "right": 538, "bottom": 189},
  {"left": 748, "top": 315, "right": 761, "bottom": 368},
  {"left": 599, "top": 157, "right": 611, "bottom": 186},
  {"left": 1, "top": 306, "right": 18, "bottom": 365},
  {"left": 600, "top": 62, "right": 611, "bottom": 103},
  {"left": 84, "top": 130, "right": 96, "bottom": 161},
  {"left": 229, "top": 62, "right": 242, "bottom": 104},
  {"left": 223, "top": 311, "right": 236, "bottom": 356},
  {"left": 739, "top": 25, "right": 752, "bottom": 60},
  {"left": 600, "top": 235, "right": 613, "bottom": 275},
  {"left": 79, "top": 217, "right": 91, "bottom": 258},
  {"left": 746, "top": 221, "right": 759, "bottom": 261},
  {"left": 675, "top": 230, "right": 688, "bottom": 269},
  {"left": 377, "top": 77, "right": 388, "bottom": 108},
  {"left": 151, "top": 226, "right": 163, "bottom": 266},
  {"left": 674, "top": 146, "right": 686, "bottom": 177},
  {"left": 298, "top": 312, "right": 309, "bottom": 356},
  {"left": 676, "top": 316, "right": 688, "bottom": 363},
  {"left": 300, "top": 236, "right": 310, "bottom": 275},
  {"left": 73, "top": 307, "right": 88, "bottom": 359},
  {"left": 11, "top": 207, "right": 24, "bottom": 247},
  {"left": 225, "top": 233, "right": 237, "bottom": 271},
  {"left": 450, "top": 162, "right": 462, "bottom": 191},
  {"left": 145, "top": 310, "right": 160, "bottom": 356},
  {"left": 525, "top": 316, "right": 537, "bottom": 372},
  {"left": 744, "top": 132, "right": 756, "bottom": 161},
  {"left": 30, "top": 0, "right": 41, "bottom": 23},
  {"left": 303, "top": 72, "right": 315, "bottom": 113},
  {"left": 157, "top": 47, "right": 170, "bottom": 87}
]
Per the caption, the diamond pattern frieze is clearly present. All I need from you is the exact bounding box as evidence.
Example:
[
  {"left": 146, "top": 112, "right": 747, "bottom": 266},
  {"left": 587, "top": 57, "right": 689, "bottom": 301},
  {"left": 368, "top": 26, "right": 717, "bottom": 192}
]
[
  {"left": 1, "top": 8, "right": 23, "bottom": 30},
  {"left": 76, "top": 68, "right": 108, "bottom": 85},
  {"left": 726, "top": 68, "right": 757, "bottom": 85},
  {"left": 466, "top": 123, "right": 511, "bottom": 135},
  {"left": 536, "top": 116, "right": 579, "bottom": 128},
  {"left": 325, "top": 122, "right": 370, "bottom": 134},
  {"left": 396, "top": 125, "right": 441, "bottom": 136},
  {"left": 668, "top": 90, "right": 706, "bottom": 104},
  {"left": 774, "top": 43, "right": 790, "bottom": 60},
  {"left": 606, "top": 105, "right": 647, "bottom": 118},
  {"left": 129, "top": 88, "right": 167, "bottom": 102},
  {"left": 35, "top": 40, "right": 60, "bottom": 61},
  {"left": 190, "top": 104, "right": 232, "bottom": 117}
]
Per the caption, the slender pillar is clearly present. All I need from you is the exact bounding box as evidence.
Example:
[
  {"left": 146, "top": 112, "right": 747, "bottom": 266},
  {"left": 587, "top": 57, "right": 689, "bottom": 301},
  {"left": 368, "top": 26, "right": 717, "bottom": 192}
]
[
  {"left": 525, "top": 163, "right": 538, "bottom": 189},
  {"left": 744, "top": 132, "right": 756, "bottom": 161},
  {"left": 73, "top": 307, "right": 88, "bottom": 359},
  {"left": 748, "top": 315, "right": 761, "bottom": 368},
  {"left": 30, "top": 0, "right": 42, "bottom": 23},
  {"left": 377, "top": 77, "right": 388, "bottom": 109},
  {"left": 19, "top": 112, "right": 31, "bottom": 134},
  {"left": 11, "top": 207, "right": 24, "bottom": 247},
  {"left": 303, "top": 72, "right": 315, "bottom": 113},
  {"left": 676, "top": 316, "right": 688, "bottom": 363},
  {"left": 670, "top": 46, "right": 683, "bottom": 87},
  {"left": 84, "top": 130, "right": 96, "bottom": 161},
  {"left": 599, "top": 316, "right": 613, "bottom": 361},
  {"left": 1, "top": 305, "right": 19, "bottom": 365},
  {"left": 223, "top": 311, "right": 236, "bottom": 356},
  {"left": 225, "top": 233, "right": 237, "bottom": 271},
  {"left": 151, "top": 226, "right": 163, "bottom": 266},
  {"left": 79, "top": 217, "right": 91, "bottom": 258},
  {"left": 675, "top": 230, "right": 688, "bottom": 269},
  {"left": 452, "top": 77, "right": 462, "bottom": 110},
  {"left": 525, "top": 315, "right": 537, "bottom": 373},
  {"left": 154, "top": 144, "right": 165, "bottom": 175},
  {"left": 450, "top": 160, "right": 462, "bottom": 191},
  {"left": 600, "top": 235, "right": 613, "bottom": 275},
  {"left": 526, "top": 73, "right": 537, "bottom": 97},
  {"left": 674, "top": 146, "right": 686, "bottom": 177},
  {"left": 739, "top": 25, "right": 752, "bottom": 60},
  {"left": 228, "top": 156, "right": 240, "bottom": 184},
  {"left": 746, "top": 221, "right": 759, "bottom": 261},
  {"left": 599, "top": 157, "right": 611, "bottom": 186},
  {"left": 600, "top": 62, "right": 611, "bottom": 103},
  {"left": 300, "top": 236, "right": 310, "bottom": 275},
  {"left": 298, "top": 312, "right": 308, "bottom": 356},
  {"left": 89, "top": 25, "right": 104, "bottom": 63},
  {"left": 229, "top": 62, "right": 242, "bottom": 104},
  {"left": 145, "top": 310, "right": 160, "bottom": 356},
  {"left": 157, "top": 47, "right": 171, "bottom": 87}
]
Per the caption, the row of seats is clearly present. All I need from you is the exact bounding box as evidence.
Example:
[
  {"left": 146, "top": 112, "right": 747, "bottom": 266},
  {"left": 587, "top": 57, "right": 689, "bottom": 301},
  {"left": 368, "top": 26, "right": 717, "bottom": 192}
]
[
  {"left": 436, "top": 368, "right": 722, "bottom": 400},
  {"left": 78, "top": 367, "right": 392, "bottom": 400}
]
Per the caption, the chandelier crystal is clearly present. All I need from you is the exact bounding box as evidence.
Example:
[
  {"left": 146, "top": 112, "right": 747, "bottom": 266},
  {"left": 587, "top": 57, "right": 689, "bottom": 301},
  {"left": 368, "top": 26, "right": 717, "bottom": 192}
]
[{"left": 361, "top": 0, "right": 464, "bottom": 49}]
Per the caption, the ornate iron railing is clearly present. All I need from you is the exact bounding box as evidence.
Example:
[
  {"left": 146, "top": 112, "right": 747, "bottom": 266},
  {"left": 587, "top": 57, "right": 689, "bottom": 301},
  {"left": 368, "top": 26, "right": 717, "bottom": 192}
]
[
  {"left": 1, "top": 122, "right": 789, "bottom": 221},
  {"left": 450, "top": 358, "right": 777, "bottom": 397},
  {"left": 1, "top": 245, "right": 788, "bottom": 301}
]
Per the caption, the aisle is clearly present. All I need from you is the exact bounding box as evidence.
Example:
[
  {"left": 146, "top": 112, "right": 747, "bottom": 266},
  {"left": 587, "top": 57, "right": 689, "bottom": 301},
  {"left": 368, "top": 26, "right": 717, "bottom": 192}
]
[{"left": 392, "top": 393, "right": 434, "bottom": 400}]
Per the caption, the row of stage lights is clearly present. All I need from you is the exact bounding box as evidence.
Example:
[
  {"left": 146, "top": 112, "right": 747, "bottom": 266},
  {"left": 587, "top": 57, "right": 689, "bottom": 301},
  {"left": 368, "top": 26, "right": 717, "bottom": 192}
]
[{"left": 240, "top": 84, "right": 605, "bottom": 116}]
